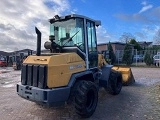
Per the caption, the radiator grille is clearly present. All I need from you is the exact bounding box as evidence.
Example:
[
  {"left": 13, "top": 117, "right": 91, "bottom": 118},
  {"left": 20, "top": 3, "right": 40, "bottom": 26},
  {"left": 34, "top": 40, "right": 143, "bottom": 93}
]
[{"left": 21, "top": 64, "right": 47, "bottom": 89}]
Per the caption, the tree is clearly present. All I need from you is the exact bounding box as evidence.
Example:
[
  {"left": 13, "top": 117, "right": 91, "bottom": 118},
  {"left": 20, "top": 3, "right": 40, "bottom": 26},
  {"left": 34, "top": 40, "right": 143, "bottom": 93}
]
[
  {"left": 129, "top": 39, "right": 142, "bottom": 51},
  {"left": 108, "top": 42, "right": 116, "bottom": 64},
  {"left": 122, "top": 43, "right": 133, "bottom": 65},
  {"left": 119, "top": 32, "right": 135, "bottom": 43},
  {"left": 144, "top": 52, "right": 153, "bottom": 66}
]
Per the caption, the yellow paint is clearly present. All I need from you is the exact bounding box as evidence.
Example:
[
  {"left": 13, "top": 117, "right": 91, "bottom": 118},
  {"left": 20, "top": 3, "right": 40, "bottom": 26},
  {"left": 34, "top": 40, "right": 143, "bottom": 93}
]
[
  {"left": 98, "top": 54, "right": 107, "bottom": 68},
  {"left": 47, "top": 62, "right": 85, "bottom": 87},
  {"left": 24, "top": 52, "right": 134, "bottom": 88},
  {"left": 112, "top": 67, "right": 135, "bottom": 83},
  {"left": 24, "top": 53, "right": 85, "bottom": 88}
]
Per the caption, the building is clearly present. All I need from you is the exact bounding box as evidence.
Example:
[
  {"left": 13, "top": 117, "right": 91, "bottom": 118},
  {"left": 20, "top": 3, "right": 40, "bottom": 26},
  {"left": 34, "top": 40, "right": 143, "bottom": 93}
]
[
  {"left": 137, "top": 41, "right": 153, "bottom": 49},
  {"left": 0, "top": 51, "right": 9, "bottom": 56},
  {"left": 97, "top": 42, "right": 134, "bottom": 53},
  {"left": 97, "top": 42, "right": 134, "bottom": 63}
]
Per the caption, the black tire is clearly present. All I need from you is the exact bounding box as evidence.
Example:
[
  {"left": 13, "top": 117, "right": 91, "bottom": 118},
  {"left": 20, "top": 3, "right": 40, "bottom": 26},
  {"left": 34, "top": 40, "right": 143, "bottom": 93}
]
[
  {"left": 74, "top": 80, "right": 98, "bottom": 118},
  {"left": 106, "top": 70, "right": 122, "bottom": 95}
]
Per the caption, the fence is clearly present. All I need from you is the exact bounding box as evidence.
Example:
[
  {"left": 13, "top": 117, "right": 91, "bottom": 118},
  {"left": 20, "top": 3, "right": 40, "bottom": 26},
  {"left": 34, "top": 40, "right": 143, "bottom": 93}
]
[{"left": 115, "top": 49, "right": 159, "bottom": 66}]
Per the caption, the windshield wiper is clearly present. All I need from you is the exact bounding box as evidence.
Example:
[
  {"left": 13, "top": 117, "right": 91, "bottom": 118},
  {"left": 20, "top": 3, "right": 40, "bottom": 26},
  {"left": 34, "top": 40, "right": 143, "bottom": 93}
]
[{"left": 63, "top": 30, "right": 80, "bottom": 46}]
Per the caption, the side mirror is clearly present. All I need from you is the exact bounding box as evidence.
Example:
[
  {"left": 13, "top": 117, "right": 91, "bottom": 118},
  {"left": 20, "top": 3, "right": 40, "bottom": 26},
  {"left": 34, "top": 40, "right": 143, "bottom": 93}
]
[{"left": 49, "top": 35, "right": 55, "bottom": 42}]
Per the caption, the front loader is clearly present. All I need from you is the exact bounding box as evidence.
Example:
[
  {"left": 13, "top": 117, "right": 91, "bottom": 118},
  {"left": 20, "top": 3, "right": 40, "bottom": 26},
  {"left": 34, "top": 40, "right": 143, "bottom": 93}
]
[
  {"left": 101, "top": 50, "right": 135, "bottom": 85},
  {"left": 17, "top": 14, "right": 128, "bottom": 118}
]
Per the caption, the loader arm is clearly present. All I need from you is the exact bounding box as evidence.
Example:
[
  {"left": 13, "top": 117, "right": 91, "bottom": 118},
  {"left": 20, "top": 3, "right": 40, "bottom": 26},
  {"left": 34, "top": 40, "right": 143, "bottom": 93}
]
[{"left": 98, "top": 53, "right": 135, "bottom": 85}]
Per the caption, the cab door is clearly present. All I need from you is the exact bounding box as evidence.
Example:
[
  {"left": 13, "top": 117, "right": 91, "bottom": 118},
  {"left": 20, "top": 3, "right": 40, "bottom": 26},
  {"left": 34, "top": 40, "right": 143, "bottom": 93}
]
[{"left": 86, "top": 21, "right": 98, "bottom": 68}]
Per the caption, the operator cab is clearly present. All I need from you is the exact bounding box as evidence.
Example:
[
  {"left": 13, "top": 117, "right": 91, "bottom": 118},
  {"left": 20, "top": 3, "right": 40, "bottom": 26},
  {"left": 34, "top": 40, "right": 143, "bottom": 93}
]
[{"left": 45, "top": 14, "right": 101, "bottom": 69}]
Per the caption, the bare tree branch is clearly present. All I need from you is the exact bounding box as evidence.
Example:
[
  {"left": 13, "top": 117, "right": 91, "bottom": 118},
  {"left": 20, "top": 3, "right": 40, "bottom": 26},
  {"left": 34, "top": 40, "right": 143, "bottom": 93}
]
[
  {"left": 119, "top": 32, "right": 135, "bottom": 43},
  {"left": 153, "top": 29, "right": 160, "bottom": 45}
]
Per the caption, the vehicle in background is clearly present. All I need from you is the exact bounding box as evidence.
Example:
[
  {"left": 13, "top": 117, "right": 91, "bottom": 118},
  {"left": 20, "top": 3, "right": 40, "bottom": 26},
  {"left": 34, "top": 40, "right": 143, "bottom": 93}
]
[
  {"left": 157, "top": 52, "right": 160, "bottom": 55},
  {"left": 153, "top": 54, "right": 160, "bottom": 67},
  {"left": 12, "top": 57, "right": 22, "bottom": 70},
  {"left": 133, "top": 54, "right": 144, "bottom": 62},
  {"left": 13, "top": 51, "right": 32, "bottom": 70},
  {"left": 0, "top": 56, "right": 7, "bottom": 67}
]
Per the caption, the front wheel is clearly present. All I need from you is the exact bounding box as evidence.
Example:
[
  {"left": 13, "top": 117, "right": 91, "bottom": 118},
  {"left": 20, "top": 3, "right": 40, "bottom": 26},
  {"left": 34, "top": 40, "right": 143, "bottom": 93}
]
[
  {"left": 74, "top": 80, "right": 98, "bottom": 118},
  {"left": 106, "top": 70, "right": 122, "bottom": 95}
]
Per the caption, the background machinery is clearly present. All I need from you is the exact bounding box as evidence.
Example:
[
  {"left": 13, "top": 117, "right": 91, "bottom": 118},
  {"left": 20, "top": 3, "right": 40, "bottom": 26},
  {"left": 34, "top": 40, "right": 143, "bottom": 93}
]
[
  {"left": 17, "top": 14, "right": 133, "bottom": 118},
  {"left": 13, "top": 51, "right": 32, "bottom": 70},
  {"left": 0, "top": 56, "right": 7, "bottom": 67}
]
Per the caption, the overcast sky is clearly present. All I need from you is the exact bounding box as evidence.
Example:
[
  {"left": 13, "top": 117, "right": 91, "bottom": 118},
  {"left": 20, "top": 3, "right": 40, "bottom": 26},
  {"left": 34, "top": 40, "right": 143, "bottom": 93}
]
[{"left": 0, "top": 0, "right": 160, "bottom": 52}]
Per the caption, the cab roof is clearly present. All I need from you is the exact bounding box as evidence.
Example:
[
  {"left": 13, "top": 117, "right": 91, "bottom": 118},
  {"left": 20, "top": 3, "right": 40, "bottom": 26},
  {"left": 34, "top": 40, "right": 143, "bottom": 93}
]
[{"left": 49, "top": 14, "right": 101, "bottom": 26}]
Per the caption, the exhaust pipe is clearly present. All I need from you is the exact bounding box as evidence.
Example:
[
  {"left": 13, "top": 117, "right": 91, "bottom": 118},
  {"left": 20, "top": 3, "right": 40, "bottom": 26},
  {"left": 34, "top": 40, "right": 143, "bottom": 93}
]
[{"left": 35, "top": 27, "right": 41, "bottom": 56}]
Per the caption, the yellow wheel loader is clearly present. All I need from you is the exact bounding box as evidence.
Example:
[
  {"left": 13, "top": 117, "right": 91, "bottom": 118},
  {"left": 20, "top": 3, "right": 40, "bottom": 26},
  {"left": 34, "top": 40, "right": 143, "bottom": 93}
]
[{"left": 17, "top": 14, "right": 133, "bottom": 118}]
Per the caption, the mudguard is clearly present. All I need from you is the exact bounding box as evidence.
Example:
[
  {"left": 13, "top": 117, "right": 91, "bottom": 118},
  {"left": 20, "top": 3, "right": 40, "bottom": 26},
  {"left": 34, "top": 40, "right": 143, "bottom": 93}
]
[{"left": 99, "top": 65, "right": 113, "bottom": 87}]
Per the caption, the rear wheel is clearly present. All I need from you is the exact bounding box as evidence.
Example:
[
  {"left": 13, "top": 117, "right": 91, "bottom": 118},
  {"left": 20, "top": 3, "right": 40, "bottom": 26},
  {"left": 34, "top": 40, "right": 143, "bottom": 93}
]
[
  {"left": 106, "top": 70, "right": 122, "bottom": 95},
  {"left": 74, "top": 80, "right": 98, "bottom": 118}
]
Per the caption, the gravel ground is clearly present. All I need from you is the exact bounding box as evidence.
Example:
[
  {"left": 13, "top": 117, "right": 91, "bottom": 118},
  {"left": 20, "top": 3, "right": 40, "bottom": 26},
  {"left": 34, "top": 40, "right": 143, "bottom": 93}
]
[{"left": 0, "top": 67, "right": 160, "bottom": 120}]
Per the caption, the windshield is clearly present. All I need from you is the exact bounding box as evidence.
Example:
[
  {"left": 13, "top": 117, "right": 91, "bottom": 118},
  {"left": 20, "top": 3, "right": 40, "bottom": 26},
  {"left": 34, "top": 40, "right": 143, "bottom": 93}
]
[{"left": 50, "top": 18, "right": 85, "bottom": 51}]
